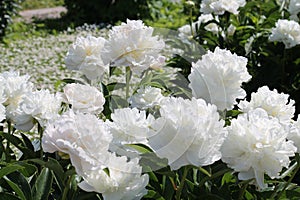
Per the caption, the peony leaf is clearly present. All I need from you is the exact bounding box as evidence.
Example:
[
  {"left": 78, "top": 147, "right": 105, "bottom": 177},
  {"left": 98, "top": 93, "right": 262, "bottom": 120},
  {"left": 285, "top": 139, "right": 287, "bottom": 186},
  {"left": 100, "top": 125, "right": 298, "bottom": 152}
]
[
  {"left": 3, "top": 176, "right": 27, "bottom": 200},
  {"left": 31, "top": 168, "right": 53, "bottom": 200}
]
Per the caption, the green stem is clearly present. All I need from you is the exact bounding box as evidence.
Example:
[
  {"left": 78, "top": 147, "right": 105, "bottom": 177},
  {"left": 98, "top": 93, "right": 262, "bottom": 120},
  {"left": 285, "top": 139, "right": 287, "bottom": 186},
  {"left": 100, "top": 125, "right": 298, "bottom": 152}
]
[
  {"left": 175, "top": 166, "right": 191, "bottom": 200},
  {"left": 125, "top": 66, "right": 132, "bottom": 100},
  {"left": 61, "top": 175, "right": 73, "bottom": 200},
  {"left": 273, "top": 154, "right": 300, "bottom": 199},
  {"left": 38, "top": 123, "right": 43, "bottom": 159}
]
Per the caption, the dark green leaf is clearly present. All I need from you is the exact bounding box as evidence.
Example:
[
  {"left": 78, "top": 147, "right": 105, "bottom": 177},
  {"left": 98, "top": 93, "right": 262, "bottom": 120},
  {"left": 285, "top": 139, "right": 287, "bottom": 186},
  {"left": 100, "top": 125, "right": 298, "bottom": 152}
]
[{"left": 32, "top": 168, "right": 53, "bottom": 200}]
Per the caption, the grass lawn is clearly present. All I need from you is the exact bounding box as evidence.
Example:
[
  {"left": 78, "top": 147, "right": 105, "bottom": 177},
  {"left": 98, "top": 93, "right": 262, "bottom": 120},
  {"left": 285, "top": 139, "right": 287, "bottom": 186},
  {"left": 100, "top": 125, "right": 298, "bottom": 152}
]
[{"left": 21, "top": 0, "right": 64, "bottom": 10}]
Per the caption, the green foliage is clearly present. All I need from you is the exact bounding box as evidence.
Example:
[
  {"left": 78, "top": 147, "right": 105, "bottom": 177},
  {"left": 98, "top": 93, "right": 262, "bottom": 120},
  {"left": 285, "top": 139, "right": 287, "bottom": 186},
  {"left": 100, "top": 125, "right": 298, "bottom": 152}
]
[
  {"left": 64, "top": 0, "right": 150, "bottom": 24},
  {"left": 0, "top": 0, "right": 22, "bottom": 39}
]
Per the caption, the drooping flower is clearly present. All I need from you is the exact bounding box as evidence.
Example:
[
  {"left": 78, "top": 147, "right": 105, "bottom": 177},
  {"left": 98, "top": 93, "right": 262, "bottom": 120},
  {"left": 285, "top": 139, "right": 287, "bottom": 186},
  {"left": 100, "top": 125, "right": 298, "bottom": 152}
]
[
  {"left": 188, "top": 47, "right": 251, "bottom": 110},
  {"left": 148, "top": 97, "right": 227, "bottom": 170},
  {"left": 238, "top": 86, "right": 295, "bottom": 126},
  {"left": 221, "top": 108, "right": 296, "bottom": 189},
  {"left": 269, "top": 19, "right": 300, "bottom": 49},
  {"left": 200, "top": 0, "right": 246, "bottom": 15},
  {"left": 65, "top": 35, "right": 108, "bottom": 80},
  {"left": 63, "top": 83, "right": 105, "bottom": 114},
  {"left": 101, "top": 19, "right": 165, "bottom": 74},
  {"left": 128, "top": 86, "right": 165, "bottom": 109},
  {"left": 42, "top": 110, "right": 112, "bottom": 174},
  {"left": 287, "top": 115, "right": 300, "bottom": 152},
  {"left": 78, "top": 154, "right": 149, "bottom": 200},
  {"left": 288, "top": 0, "right": 300, "bottom": 21}
]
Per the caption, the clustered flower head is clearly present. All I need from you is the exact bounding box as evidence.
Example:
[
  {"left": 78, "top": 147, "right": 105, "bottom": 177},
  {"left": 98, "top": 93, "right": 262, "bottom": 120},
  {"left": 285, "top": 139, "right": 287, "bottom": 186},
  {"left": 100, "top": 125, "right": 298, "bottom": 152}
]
[
  {"left": 65, "top": 35, "right": 108, "bottom": 80},
  {"left": 42, "top": 109, "right": 149, "bottom": 200},
  {"left": 63, "top": 83, "right": 105, "bottom": 114},
  {"left": 188, "top": 47, "right": 251, "bottom": 110},
  {"left": 79, "top": 153, "right": 149, "bottom": 200},
  {"left": 238, "top": 86, "right": 295, "bottom": 126},
  {"left": 269, "top": 19, "right": 300, "bottom": 49},
  {"left": 128, "top": 86, "right": 165, "bottom": 109},
  {"left": 200, "top": 0, "right": 246, "bottom": 15},
  {"left": 148, "top": 97, "right": 227, "bottom": 170},
  {"left": 101, "top": 19, "right": 165, "bottom": 74},
  {"left": 0, "top": 71, "right": 61, "bottom": 131},
  {"left": 221, "top": 108, "right": 296, "bottom": 189}
]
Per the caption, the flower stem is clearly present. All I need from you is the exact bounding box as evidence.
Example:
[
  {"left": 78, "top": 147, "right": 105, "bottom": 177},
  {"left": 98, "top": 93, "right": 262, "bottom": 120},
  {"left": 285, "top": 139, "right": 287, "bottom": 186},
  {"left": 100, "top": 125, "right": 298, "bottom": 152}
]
[
  {"left": 175, "top": 166, "right": 191, "bottom": 200},
  {"left": 125, "top": 66, "right": 132, "bottom": 100},
  {"left": 38, "top": 123, "right": 43, "bottom": 159},
  {"left": 273, "top": 153, "right": 300, "bottom": 199}
]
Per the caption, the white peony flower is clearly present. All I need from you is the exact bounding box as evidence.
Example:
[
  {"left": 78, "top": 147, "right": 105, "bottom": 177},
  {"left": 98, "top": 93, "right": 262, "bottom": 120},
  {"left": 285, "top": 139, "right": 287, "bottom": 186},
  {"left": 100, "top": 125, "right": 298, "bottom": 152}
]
[
  {"left": 268, "top": 19, "right": 300, "bottom": 49},
  {"left": 238, "top": 86, "right": 295, "bottom": 126},
  {"left": 287, "top": 115, "right": 300, "bottom": 152},
  {"left": 42, "top": 110, "right": 112, "bottom": 174},
  {"left": 200, "top": 0, "right": 246, "bottom": 15},
  {"left": 148, "top": 97, "right": 227, "bottom": 170},
  {"left": 128, "top": 86, "right": 165, "bottom": 109},
  {"left": 178, "top": 14, "right": 220, "bottom": 41},
  {"left": 108, "top": 107, "right": 154, "bottom": 145},
  {"left": 288, "top": 0, "right": 300, "bottom": 21},
  {"left": 0, "top": 71, "right": 34, "bottom": 130},
  {"left": 221, "top": 108, "right": 296, "bottom": 189},
  {"left": 78, "top": 154, "right": 149, "bottom": 200},
  {"left": 65, "top": 35, "right": 108, "bottom": 80},
  {"left": 101, "top": 19, "right": 165, "bottom": 74},
  {"left": 188, "top": 47, "right": 251, "bottom": 110},
  {"left": 63, "top": 83, "right": 105, "bottom": 114},
  {"left": 20, "top": 89, "right": 61, "bottom": 129}
]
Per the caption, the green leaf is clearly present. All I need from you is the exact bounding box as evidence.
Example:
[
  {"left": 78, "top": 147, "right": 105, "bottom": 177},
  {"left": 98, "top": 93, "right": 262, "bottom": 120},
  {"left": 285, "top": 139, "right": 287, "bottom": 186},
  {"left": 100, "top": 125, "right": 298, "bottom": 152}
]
[
  {"left": 0, "top": 164, "right": 24, "bottom": 179},
  {"left": 32, "top": 168, "right": 53, "bottom": 200},
  {"left": 17, "top": 162, "right": 37, "bottom": 177},
  {"left": 7, "top": 172, "right": 32, "bottom": 200},
  {"left": 0, "top": 132, "right": 35, "bottom": 158},
  {"left": 4, "top": 176, "right": 27, "bottom": 200},
  {"left": 125, "top": 143, "right": 153, "bottom": 154},
  {"left": 0, "top": 193, "right": 21, "bottom": 200},
  {"left": 20, "top": 133, "right": 34, "bottom": 151}
]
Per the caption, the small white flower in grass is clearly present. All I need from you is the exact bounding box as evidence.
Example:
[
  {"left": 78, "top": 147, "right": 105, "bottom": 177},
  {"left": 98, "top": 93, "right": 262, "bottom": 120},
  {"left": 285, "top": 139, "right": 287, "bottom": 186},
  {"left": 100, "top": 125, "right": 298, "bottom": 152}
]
[
  {"left": 78, "top": 153, "right": 149, "bottom": 200},
  {"left": 0, "top": 83, "right": 6, "bottom": 121},
  {"left": 19, "top": 89, "right": 62, "bottom": 128},
  {"left": 148, "top": 97, "right": 227, "bottom": 170},
  {"left": 221, "top": 108, "right": 296, "bottom": 189},
  {"left": 200, "top": 0, "right": 246, "bottom": 15},
  {"left": 42, "top": 110, "right": 112, "bottom": 174},
  {"left": 269, "top": 19, "right": 300, "bottom": 49},
  {"left": 102, "top": 19, "right": 165, "bottom": 74},
  {"left": 188, "top": 47, "right": 251, "bottom": 110},
  {"left": 128, "top": 86, "right": 165, "bottom": 109},
  {"left": 238, "top": 86, "right": 295, "bottom": 126},
  {"left": 63, "top": 83, "right": 105, "bottom": 114},
  {"left": 288, "top": 0, "right": 300, "bottom": 21},
  {"left": 287, "top": 115, "right": 300, "bottom": 152},
  {"left": 65, "top": 35, "right": 108, "bottom": 80}
]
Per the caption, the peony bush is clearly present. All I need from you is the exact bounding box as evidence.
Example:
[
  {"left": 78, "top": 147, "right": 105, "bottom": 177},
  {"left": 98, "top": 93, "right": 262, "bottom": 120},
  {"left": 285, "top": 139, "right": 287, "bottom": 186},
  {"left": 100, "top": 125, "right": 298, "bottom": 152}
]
[{"left": 1, "top": 0, "right": 300, "bottom": 199}]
